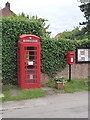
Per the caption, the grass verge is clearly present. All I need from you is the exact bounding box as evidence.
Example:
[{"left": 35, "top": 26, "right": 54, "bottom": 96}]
[
  {"left": 2, "top": 79, "right": 90, "bottom": 102},
  {"left": 45, "top": 79, "right": 90, "bottom": 93},
  {"left": 2, "top": 85, "right": 45, "bottom": 102}
]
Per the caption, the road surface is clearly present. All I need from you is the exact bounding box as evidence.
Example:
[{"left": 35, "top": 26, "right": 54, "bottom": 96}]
[{"left": 2, "top": 91, "right": 88, "bottom": 118}]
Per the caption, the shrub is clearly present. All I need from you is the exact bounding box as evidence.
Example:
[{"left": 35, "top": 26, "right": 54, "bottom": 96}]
[
  {"left": 54, "top": 76, "right": 66, "bottom": 83},
  {"left": 2, "top": 16, "right": 50, "bottom": 84},
  {"left": 41, "top": 38, "right": 90, "bottom": 77},
  {"left": 2, "top": 16, "right": 90, "bottom": 84}
]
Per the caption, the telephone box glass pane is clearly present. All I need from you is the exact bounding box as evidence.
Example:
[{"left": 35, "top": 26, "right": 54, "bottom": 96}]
[
  {"left": 29, "top": 51, "right": 34, "bottom": 55},
  {"left": 29, "top": 56, "right": 34, "bottom": 60},
  {"left": 27, "top": 66, "right": 34, "bottom": 69},
  {"left": 24, "top": 46, "right": 37, "bottom": 84},
  {"left": 27, "top": 47, "right": 35, "bottom": 50}
]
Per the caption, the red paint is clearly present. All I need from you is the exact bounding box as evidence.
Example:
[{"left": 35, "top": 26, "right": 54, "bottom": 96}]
[
  {"left": 17, "top": 34, "right": 40, "bottom": 89},
  {"left": 67, "top": 52, "right": 74, "bottom": 64}
]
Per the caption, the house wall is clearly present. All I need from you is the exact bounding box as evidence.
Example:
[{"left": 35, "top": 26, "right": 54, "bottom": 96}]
[
  {"left": 0, "top": 2, "right": 14, "bottom": 17},
  {"left": 1, "top": 7, "right": 13, "bottom": 17}
]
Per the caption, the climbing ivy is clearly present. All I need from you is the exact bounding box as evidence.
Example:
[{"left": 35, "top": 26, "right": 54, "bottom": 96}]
[{"left": 2, "top": 16, "right": 90, "bottom": 84}]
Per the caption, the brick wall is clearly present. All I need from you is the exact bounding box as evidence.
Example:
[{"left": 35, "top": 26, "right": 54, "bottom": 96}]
[
  {"left": 88, "top": 64, "right": 90, "bottom": 79},
  {"left": 41, "top": 63, "right": 89, "bottom": 84},
  {"left": 72, "top": 63, "right": 88, "bottom": 79},
  {"left": 41, "top": 73, "right": 51, "bottom": 84}
]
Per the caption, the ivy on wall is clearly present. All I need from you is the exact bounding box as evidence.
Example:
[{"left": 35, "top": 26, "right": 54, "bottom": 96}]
[
  {"left": 41, "top": 38, "right": 90, "bottom": 77},
  {"left": 2, "top": 17, "right": 90, "bottom": 84}
]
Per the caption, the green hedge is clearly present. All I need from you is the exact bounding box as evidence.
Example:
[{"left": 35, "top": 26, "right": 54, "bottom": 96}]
[
  {"left": 2, "top": 16, "right": 48, "bottom": 84},
  {"left": 41, "top": 38, "right": 90, "bottom": 77},
  {"left": 0, "top": 18, "right": 2, "bottom": 70},
  {"left": 2, "top": 16, "right": 90, "bottom": 84}
]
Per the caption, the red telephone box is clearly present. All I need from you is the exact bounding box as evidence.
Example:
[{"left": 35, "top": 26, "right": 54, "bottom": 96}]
[
  {"left": 67, "top": 52, "right": 74, "bottom": 64},
  {"left": 17, "top": 34, "right": 40, "bottom": 89}
]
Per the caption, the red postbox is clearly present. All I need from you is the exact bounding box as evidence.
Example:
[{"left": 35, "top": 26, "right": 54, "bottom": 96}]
[
  {"left": 17, "top": 34, "right": 40, "bottom": 89},
  {"left": 67, "top": 52, "right": 74, "bottom": 64}
]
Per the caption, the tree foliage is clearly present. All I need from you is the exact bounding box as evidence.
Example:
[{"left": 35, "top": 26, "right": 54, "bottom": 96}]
[
  {"left": 57, "top": 3, "right": 90, "bottom": 40},
  {"left": 18, "top": 13, "right": 51, "bottom": 38},
  {"left": 58, "top": 27, "right": 87, "bottom": 40},
  {"left": 79, "top": 2, "right": 90, "bottom": 39}
]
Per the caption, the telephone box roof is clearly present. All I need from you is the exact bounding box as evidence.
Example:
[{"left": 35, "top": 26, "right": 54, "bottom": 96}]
[{"left": 19, "top": 34, "right": 40, "bottom": 39}]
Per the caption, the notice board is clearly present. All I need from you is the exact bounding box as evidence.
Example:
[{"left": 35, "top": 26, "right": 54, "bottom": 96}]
[{"left": 76, "top": 47, "right": 90, "bottom": 63}]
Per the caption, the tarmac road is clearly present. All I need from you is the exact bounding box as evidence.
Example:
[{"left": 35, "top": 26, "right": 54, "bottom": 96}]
[{"left": 2, "top": 91, "right": 88, "bottom": 118}]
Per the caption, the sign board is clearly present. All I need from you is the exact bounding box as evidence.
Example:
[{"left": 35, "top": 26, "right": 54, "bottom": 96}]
[
  {"left": 30, "top": 75, "right": 33, "bottom": 79},
  {"left": 71, "top": 58, "right": 73, "bottom": 62},
  {"left": 28, "top": 61, "right": 33, "bottom": 65},
  {"left": 23, "top": 40, "right": 37, "bottom": 42},
  {"left": 76, "top": 47, "right": 90, "bottom": 63}
]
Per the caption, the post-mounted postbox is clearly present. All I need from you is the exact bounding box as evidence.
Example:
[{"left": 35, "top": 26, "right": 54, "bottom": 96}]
[
  {"left": 67, "top": 52, "right": 74, "bottom": 64},
  {"left": 17, "top": 34, "right": 40, "bottom": 89},
  {"left": 67, "top": 52, "right": 74, "bottom": 81}
]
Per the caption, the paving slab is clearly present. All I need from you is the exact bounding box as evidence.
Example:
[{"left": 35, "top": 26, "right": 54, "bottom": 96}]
[{"left": 9, "top": 89, "right": 18, "bottom": 96}]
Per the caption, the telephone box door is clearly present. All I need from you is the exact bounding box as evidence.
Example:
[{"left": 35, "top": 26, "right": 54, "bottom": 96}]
[
  {"left": 22, "top": 44, "right": 40, "bottom": 88},
  {"left": 23, "top": 44, "right": 40, "bottom": 88}
]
